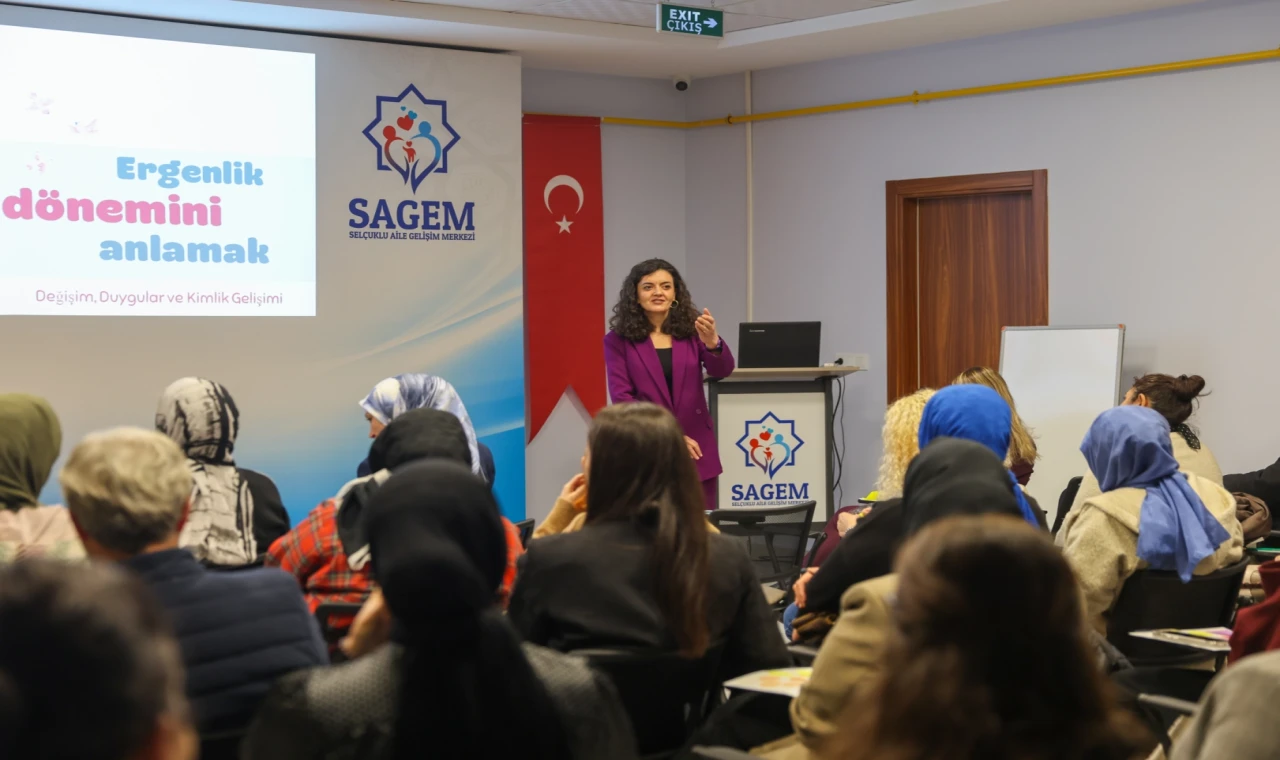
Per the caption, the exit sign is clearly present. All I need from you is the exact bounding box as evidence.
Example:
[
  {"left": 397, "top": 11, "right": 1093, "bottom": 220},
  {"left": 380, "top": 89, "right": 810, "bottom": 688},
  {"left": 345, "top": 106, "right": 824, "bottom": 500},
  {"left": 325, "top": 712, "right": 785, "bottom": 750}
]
[{"left": 656, "top": 3, "right": 724, "bottom": 38}]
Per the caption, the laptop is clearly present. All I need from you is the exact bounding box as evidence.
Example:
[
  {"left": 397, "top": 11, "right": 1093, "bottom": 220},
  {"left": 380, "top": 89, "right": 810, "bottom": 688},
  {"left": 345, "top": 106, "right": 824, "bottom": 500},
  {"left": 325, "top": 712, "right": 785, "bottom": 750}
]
[{"left": 738, "top": 321, "right": 821, "bottom": 368}]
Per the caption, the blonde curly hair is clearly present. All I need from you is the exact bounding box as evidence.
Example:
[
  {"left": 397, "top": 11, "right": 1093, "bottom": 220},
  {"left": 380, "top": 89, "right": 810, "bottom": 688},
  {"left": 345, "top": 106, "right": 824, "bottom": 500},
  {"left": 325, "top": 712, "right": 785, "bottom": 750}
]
[{"left": 875, "top": 388, "right": 936, "bottom": 498}]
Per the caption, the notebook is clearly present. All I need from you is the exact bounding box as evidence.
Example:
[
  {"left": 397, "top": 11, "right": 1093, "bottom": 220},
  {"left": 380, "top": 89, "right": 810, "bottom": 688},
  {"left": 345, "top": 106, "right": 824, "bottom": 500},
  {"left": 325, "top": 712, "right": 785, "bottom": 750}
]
[
  {"left": 723, "top": 667, "right": 813, "bottom": 698},
  {"left": 1128, "top": 627, "right": 1232, "bottom": 653}
]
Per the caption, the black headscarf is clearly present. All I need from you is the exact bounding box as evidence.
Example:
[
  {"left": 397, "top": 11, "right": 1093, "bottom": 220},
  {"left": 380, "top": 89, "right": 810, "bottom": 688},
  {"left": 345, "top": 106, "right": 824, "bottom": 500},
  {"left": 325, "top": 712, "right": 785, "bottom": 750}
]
[
  {"left": 900, "top": 437, "right": 1024, "bottom": 536},
  {"left": 364, "top": 461, "right": 569, "bottom": 760},
  {"left": 337, "top": 408, "right": 472, "bottom": 567}
]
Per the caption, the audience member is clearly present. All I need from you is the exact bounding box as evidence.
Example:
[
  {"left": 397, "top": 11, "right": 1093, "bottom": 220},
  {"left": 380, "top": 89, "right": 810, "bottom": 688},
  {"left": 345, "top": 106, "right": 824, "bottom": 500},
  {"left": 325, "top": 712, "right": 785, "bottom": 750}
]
[
  {"left": 819, "top": 515, "right": 1145, "bottom": 760},
  {"left": 268, "top": 408, "right": 523, "bottom": 612},
  {"left": 535, "top": 450, "right": 590, "bottom": 538},
  {"left": 767, "top": 439, "right": 1026, "bottom": 758},
  {"left": 244, "top": 460, "right": 637, "bottom": 760},
  {"left": 1169, "top": 649, "right": 1280, "bottom": 760},
  {"left": 356, "top": 373, "right": 490, "bottom": 480},
  {"left": 0, "top": 559, "right": 195, "bottom": 760},
  {"left": 0, "top": 393, "right": 84, "bottom": 562},
  {"left": 155, "top": 377, "right": 289, "bottom": 565},
  {"left": 60, "top": 427, "right": 327, "bottom": 735},
  {"left": 537, "top": 451, "right": 722, "bottom": 539},
  {"left": 788, "top": 389, "right": 934, "bottom": 617},
  {"left": 795, "top": 384, "right": 1038, "bottom": 623},
  {"left": 915, "top": 384, "right": 1043, "bottom": 526},
  {"left": 509, "top": 402, "right": 789, "bottom": 680},
  {"left": 1060, "top": 406, "right": 1243, "bottom": 634},
  {"left": 953, "top": 365, "right": 1039, "bottom": 485},
  {"left": 873, "top": 387, "right": 937, "bottom": 499},
  {"left": 1229, "top": 558, "right": 1280, "bottom": 661},
  {"left": 1224, "top": 459, "right": 1280, "bottom": 515},
  {"left": 1066, "top": 373, "right": 1222, "bottom": 519}
]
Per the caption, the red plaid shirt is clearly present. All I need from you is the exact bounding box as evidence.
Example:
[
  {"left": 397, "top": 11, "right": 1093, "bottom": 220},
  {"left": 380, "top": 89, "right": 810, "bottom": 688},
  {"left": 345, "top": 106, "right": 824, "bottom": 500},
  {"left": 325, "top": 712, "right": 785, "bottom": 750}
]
[{"left": 266, "top": 499, "right": 525, "bottom": 611}]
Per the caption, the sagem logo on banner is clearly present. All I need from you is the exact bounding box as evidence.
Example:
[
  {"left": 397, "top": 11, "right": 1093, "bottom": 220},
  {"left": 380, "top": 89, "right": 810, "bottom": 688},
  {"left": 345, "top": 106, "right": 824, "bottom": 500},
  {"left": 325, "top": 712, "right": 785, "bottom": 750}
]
[
  {"left": 348, "top": 84, "right": 477, "bottom": 242},
  {"left": 731, "top": 412, "right": 810, "bottom": 504}
]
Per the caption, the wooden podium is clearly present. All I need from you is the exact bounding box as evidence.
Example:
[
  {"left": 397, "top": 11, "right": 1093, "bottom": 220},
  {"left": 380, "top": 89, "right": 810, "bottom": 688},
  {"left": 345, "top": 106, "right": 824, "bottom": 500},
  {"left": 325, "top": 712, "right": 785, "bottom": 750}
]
[{"left": 708, "top": 366, "right": 862, "bottom": 520}]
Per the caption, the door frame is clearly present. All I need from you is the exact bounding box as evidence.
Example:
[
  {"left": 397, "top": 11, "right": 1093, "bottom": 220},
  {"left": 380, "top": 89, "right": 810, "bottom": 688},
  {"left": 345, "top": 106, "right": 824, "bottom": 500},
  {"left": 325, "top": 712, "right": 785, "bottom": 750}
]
[{"left": 885, "top": 169, "right": 1048, "bottom": 402}]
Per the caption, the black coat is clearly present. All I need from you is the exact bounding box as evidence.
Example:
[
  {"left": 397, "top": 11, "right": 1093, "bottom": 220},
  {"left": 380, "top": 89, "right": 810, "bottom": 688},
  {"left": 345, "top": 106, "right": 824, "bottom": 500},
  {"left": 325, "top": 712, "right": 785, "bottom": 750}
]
[
  {"left": 1225, "top": 459, "right": 1280, "bottom": 513},
  {"left": 507, "top": 520, "right": 790, "bottom": 681},
  {"left": 239, "top": 468, "right": 290, "bottom": 556},
  {"left": 802, "top": 498, "right": 905, "bottom": 616},
  {"left": 123, "top": 549, "right": 327, "bottom": 734}
]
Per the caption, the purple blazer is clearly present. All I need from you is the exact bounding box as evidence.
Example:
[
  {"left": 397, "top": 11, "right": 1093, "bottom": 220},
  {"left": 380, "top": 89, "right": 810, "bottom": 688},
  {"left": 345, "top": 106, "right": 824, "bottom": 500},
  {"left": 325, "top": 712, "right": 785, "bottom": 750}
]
[{"left": 604, "top": 330, "right": 736, "bottom": 482}]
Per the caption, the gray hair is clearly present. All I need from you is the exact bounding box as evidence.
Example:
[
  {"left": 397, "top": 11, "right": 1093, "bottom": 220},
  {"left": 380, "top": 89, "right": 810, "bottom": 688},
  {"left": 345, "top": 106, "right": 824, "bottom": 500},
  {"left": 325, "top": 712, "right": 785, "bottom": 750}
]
[{"left": 60, "top": 427, "right": 193, "bottom": 555}]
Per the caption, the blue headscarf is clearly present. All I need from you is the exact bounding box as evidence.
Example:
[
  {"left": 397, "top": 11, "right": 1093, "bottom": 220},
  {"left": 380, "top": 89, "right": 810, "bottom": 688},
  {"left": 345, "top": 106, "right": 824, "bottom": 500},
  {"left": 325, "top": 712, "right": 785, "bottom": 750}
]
[
  {"left": 360, "top": 374, "right": 483, "bottom": 480},
  {"left": 918, "top": 384, "right": 1040, "bottom": 527},
  {"left": 1081, "top": 406, "right": 1231, "bottom": 582}
]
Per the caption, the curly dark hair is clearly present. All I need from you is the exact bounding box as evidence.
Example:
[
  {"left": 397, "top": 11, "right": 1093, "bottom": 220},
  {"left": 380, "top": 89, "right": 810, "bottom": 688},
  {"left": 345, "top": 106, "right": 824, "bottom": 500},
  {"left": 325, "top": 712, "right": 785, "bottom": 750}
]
[{"left": 608, "top": 258, "right": 699, "bottom": 342}]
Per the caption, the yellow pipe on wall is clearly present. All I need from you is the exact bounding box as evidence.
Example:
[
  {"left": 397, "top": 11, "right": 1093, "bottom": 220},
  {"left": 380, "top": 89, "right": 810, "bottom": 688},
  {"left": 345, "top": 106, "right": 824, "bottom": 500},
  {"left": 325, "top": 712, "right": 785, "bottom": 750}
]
[{"left": 577, "top": 47, "right": 1280, "bottom": 130}]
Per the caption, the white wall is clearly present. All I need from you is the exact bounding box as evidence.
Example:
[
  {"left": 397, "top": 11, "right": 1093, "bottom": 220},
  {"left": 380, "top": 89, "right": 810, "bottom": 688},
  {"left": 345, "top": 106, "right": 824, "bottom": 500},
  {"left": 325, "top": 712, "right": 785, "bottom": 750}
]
[
  {"left": 685, "top": 74, "right": 749, "bottom": 335},
  {"left": 522, "top": 69, "right": 689, "bottom": 520},
  {"left": 684, "top": 0, "right": 1280, "bottom": 506}
]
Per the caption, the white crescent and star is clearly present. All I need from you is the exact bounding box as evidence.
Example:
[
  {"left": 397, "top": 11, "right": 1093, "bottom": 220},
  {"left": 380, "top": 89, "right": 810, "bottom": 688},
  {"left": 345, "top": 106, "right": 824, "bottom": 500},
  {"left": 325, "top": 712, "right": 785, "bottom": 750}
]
[{"left": 543, "top": 174, "right": 583, "bottom": 234}]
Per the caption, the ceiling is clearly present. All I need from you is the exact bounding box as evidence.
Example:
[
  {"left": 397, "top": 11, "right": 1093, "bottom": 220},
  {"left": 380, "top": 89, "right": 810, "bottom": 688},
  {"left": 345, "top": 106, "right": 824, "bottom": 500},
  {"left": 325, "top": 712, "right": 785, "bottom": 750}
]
[
  {"left": 3, "top": 0, "right": 1208, "bottom": 79},
  {"left": 394, "top": 0, "right": 916, "bottom": 33}
]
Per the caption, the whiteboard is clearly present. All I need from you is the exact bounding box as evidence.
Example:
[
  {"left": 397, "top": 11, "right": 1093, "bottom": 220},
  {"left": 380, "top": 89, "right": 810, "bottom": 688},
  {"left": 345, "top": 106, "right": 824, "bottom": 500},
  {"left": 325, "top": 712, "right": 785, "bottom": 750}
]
[{"left": 999, "top": 326, "right": 1126, "bottom": 525}]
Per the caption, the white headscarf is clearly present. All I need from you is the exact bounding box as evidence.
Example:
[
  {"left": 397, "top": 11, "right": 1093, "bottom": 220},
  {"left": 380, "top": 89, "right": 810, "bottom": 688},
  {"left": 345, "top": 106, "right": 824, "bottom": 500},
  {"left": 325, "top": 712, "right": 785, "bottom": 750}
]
[
  {"left": 358, "top": 374, "right": 484, "bottom": 480},
  {"left": 156, "top": 378, "right": 256, "bottom": 565}
]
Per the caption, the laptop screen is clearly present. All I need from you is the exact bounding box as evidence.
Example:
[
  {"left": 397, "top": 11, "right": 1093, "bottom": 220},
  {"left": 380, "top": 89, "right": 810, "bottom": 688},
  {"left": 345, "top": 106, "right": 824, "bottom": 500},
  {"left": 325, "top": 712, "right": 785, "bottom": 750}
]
[{"left": 737, "top": 322, "right": 822, "bottom": 368}]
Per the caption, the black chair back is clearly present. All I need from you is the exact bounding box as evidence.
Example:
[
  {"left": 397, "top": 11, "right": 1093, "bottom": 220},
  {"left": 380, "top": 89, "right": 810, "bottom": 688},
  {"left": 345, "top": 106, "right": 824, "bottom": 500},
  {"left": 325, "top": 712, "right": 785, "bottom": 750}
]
[
  {"left": 575, "top": 643, "right": 726, "bottom": 758},
  {"left": 711, "top": 501, "right": 818, "bottom": 584},
  {"left": 515, "top": 518, "right": 535, "bottom": 548},
  {"left": 198, "top": 730, "right": 245, "bottom": 760},
  {"left": 801, "top": 529, "right": 828, "bottom": 569},
  {"left": 1052, "top": 476, "right": 1083, "bottom": 536},
  {"left": 1106, "top": 558, "right": 1249, "bottom": 666}
]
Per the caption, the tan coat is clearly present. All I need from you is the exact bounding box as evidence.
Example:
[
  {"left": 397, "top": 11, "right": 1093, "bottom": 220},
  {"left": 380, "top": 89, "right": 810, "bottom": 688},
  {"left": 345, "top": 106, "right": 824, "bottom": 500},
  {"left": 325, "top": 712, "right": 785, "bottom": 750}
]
[
  {"left": 1063, "top": 433, "right": 1223, "bottom": 525},
  {"left": 1060, "top": 472, "right": 1243, "bottom": 634},
  {"left": 1170, "top": 650, "right": 1280, "bottom": 760},
  {"left": 756, "top": 573, "right": 898, "bottom": 760}
]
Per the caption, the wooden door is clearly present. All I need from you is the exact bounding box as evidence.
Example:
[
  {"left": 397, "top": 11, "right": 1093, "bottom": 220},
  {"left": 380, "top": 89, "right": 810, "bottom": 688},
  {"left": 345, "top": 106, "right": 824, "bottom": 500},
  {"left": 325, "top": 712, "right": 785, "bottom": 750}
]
[{"left": 887, "top": 170, "right": 1048, "bottom": 401}]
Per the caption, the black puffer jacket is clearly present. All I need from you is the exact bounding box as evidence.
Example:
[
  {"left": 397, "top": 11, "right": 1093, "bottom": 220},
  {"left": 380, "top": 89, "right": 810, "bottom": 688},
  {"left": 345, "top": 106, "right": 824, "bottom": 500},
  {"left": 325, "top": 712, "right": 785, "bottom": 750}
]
[{"left": 123, "top": 549, "right": 327, "bottom": 734}]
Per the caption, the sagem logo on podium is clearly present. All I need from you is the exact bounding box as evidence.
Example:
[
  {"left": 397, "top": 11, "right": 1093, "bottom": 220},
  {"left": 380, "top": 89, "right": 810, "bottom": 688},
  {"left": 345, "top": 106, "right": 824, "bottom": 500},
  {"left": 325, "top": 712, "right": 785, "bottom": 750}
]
[{"left": 730, "top": 412, "right": 809, "bottom": 505}]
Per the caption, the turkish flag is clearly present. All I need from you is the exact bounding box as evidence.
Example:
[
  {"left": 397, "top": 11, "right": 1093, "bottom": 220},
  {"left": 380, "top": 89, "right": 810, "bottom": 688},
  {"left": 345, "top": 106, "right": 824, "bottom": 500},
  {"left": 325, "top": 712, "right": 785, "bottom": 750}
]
[{"left": 523, "top": 114, "right": 607, "bottom": 441}]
